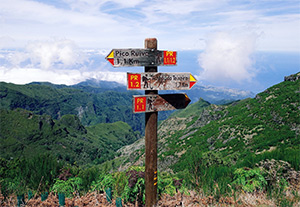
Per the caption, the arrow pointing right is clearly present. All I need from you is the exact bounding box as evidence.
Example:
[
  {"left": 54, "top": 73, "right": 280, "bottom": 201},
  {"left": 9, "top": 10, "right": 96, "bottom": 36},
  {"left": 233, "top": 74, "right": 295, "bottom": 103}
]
[
  {"left": 127, "top": 72, "right": 197, "bottom": 90},
  {"left": 190, "top": 74, "right": 197, "bottom": 89}
]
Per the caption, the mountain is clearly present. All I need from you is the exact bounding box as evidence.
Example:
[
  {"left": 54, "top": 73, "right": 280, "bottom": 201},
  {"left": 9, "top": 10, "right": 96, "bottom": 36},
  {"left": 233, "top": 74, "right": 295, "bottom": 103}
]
[
  {"left": 74, "top": 79, "right": 125, "bottom": 90},
  {"left": 0, "top": 79, "right": 254, "bottom": 136},
  {"left": 0, "top": 108, "right": 139, "bottom": 165},
  {"left": 28, "top": 79, "right": 126, "bottom": 92},
  {"left": 160, "top": 84, "right": 255, "bottom": 104},
  {"left": 115, "top": 72, "right": 300, "bottom": 175},
  {"left": 186, "top": 84, "right": 255, "bottom": 104},
  {"left": 0, "top": 81, "right": 144, "bottom": 132},
  {"left": 0, "top": 80, "right": 142, "bottom": 165},
  {"left": 79, "top": 78, "right": 255, "bottom": 104}
]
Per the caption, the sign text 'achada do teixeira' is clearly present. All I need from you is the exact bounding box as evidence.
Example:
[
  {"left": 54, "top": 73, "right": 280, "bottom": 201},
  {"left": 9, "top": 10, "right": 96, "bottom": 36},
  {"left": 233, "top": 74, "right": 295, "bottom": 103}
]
[
  {"left": 127, "top": 72, "right": 197, "bottom": 90},
  {"left": 133, "top": 93, "right": 191, "bottom": 113},
  {"left": 106, "top": 49, "right": 177, "bottom": 67}
]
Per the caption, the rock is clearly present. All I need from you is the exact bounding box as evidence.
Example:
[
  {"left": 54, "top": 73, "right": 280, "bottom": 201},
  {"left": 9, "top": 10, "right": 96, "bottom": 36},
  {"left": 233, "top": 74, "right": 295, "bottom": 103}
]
[{"left": 284, "top": 72, "right": 300, "bottom": 82}]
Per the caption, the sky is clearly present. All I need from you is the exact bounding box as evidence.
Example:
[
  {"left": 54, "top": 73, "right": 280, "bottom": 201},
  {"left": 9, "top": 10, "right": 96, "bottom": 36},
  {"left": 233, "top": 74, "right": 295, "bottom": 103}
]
[{"left": 0, "top": 0, "right": 299, "bottom": 93}]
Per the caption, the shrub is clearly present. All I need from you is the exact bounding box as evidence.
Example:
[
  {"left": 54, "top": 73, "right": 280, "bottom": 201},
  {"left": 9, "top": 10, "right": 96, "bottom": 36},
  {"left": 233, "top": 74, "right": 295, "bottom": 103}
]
[
  {"left": 51, "top": 177, "right": 83, "bottom": 198},
  {"left": 232, "top": 167, "right": 267, "bottom": 192}
]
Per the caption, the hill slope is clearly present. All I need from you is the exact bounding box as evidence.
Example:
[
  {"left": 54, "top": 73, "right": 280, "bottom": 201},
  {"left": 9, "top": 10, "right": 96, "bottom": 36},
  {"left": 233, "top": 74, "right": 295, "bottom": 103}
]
[
  {"left": 0, "top": 108, "right": 138, "bottom": 165},
  {"left": 116, "top": 72, "right": 300, "bottom": 174}
]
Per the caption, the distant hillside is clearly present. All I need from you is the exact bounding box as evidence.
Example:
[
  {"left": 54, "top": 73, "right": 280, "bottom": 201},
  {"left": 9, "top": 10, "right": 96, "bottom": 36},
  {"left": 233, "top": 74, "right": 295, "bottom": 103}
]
[
  {"left": 74, "top": 79, "right": 126, "bottom": 91},
  {"left": 0, "top": 108, "right": 138, "bottom": 165},
  {"left": 0, "top": 79, "right": 254, "bottom": 134},
  {"left": 159, "top": 84, "right": 254, "bottom": 104},
  {"left": 72, "top": 78, "right": 254, "bottom": 104},
  {"left": 116, "top": 72, "right": 300, "bottom": 174},
  {"left": 75, "top": 79, "right": 254, "bottom": 104},
  {"left": 28, "top": 79, "right": 126, "bottom": 92},
  {"left": 187, "top": 84, "right": 255, "bottom": 104},
  {"left": 0, "top": 81, "right": 144, "bottom": 132}
]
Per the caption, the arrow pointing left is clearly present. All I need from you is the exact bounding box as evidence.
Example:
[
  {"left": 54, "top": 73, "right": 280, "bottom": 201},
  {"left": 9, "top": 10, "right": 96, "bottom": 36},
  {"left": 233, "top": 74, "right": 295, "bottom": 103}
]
[{"left": 106, "top": 49, "right": 177, "bottom": 67}]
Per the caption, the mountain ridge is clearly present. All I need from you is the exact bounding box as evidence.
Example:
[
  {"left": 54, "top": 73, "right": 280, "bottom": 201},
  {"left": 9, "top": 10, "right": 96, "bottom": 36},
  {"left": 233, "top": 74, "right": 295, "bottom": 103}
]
[
  {"left": 28, "top": 78, "right": 255, "bottom": 104},
  {"left": 0, "top": 81, "right": 144, "bottom": 132}
]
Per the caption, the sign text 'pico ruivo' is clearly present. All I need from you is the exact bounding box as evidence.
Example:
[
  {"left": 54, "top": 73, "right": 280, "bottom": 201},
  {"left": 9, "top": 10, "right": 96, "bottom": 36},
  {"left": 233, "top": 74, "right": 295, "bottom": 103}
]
[{"left": 106, "top": 49, "right": 177, "bottom": 67}]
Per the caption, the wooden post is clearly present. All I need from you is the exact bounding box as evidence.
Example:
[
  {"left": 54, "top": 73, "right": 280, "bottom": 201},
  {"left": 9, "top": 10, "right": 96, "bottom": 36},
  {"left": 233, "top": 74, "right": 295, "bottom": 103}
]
[{"left": 145, "top": 38, "right": 158, "bottom": 207}]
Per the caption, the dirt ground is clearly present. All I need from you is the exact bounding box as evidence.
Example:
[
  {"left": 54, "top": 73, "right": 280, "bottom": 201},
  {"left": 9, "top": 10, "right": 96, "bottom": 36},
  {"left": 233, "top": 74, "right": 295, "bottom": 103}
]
[{"left": 1, "top": 190, "right": 300, "bottom": 207}]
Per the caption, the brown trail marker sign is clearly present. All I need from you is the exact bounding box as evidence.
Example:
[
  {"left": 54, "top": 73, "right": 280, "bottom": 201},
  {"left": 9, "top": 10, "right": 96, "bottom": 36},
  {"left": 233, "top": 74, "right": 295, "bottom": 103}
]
[
  {"left": 106, "top": 49, "right": 177, "bottom": 67},
  {"left": 127, "top": 72, "right": 197, "bottom": 90},
  {"left": 106, "top": 38, "right": 195, "bottom": 207},
  {"left": 133, "top": 94, "right": 191, "bottom": 113}
]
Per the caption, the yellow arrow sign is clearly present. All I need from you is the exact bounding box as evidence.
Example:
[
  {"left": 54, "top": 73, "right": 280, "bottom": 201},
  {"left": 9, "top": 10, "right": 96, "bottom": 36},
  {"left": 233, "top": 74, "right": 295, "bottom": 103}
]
[{"left": 190, "top": 74, "right": 197, "bottom": 88}]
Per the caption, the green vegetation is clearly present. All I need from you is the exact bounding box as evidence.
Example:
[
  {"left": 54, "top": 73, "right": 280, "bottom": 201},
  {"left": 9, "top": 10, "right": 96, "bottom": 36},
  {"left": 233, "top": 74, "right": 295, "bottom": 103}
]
[
  {"left": 0, "top": 159, "right": 187, "bottom": 206},
  {"left": 232, "top": 167, "right": 267, "bottom": 192},
  {"left": 117, "top": 73, "right": 300, "bottom": 203},
  {"left": 0, "top": 73, "right": 299, "bottom": 205},
  {"left": 0, "top": 108, "right": 138, "bottom": 165},
  {"left": 0, "top": 154, "right": 63, "bottom": 197},
  {"left": 157, "top": 74, "right": 300, "bottom": 201},
  {"left": 89, "top": 166, "right": 187, "bottom": 205},
  {"left": 51, "top": 177, "right": 83, "bottom": 198},
  {"left": 0, "top": 81, "right": 144, "bottom": 132},
  {"left": 169, "top": 98, "right": 210, "bottom": 118}
]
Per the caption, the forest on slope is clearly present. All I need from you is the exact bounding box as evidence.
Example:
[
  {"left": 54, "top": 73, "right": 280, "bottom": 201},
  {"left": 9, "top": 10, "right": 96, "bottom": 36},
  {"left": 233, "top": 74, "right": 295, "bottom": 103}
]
[
  {"left": 0, "top": 108, "right": 139, "bottom": 165},
  {"left": 0, "top": 81, "right": 144, "bottom": 132}
]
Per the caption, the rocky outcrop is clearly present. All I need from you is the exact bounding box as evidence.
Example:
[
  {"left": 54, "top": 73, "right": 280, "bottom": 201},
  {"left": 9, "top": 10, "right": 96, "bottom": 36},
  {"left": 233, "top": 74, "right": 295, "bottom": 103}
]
[
  {"left": 188, "top": 104, "right": 226, "bottom": 130},
  {"left": 284, "top": 72, "right": 300, "bottom": 82}
]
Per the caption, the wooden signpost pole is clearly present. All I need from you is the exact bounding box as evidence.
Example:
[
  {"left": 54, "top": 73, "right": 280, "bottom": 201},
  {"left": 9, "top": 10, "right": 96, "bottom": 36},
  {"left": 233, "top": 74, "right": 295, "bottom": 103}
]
[
  {"left": 106, "top": 38, "right": 194, "bottom": 206},
  {"left": 144, "top": 38, "right": 158, "bottom": 207}
]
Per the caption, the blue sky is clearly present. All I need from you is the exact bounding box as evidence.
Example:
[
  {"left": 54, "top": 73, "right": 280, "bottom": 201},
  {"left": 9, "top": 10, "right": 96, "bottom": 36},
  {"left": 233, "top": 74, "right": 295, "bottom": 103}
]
[{"left": 0, "top": 0, "right": 299, "bottom": 92}]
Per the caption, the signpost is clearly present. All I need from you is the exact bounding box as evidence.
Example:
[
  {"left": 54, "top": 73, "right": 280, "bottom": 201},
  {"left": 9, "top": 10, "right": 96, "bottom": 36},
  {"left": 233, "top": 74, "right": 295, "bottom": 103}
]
[
  {"left": 105, "top": 38, "right": 196, "bottom": 207},
  {"left": 106, "top": 49, "right": 177, "bottom": 67},
  {"left": 127, "top": 72, "right": 197, "bottom": 90},
  {"left": 144, "top": 39, "right": 158, "bottom": 207},
  {"left": 133, "top": 94, "right": 191, "bottom": 113}
]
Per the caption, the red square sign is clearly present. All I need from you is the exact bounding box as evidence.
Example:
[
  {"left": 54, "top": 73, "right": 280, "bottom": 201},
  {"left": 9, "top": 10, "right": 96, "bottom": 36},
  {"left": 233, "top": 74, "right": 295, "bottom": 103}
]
[
  {"left": 163, "top": 51, "right": 176, "bottom": 65},
  {"left": 134, "top": 97, "right": 146, "bottom": 112},
  {"left": 128, "top": 74, "right": 141, "bottom": 89}
]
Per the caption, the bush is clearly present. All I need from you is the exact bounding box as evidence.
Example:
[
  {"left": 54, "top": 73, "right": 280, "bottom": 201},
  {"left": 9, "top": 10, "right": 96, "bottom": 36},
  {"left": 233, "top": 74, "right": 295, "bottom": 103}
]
[
  {"left": 232, "top": 167, "right": 267, "bottom": 192},
  {"left": 90, "top": 166, "right": 189, "bottom": 205},
  {"left": 51, "top": 177, "right": 83, "bottom": 198}
]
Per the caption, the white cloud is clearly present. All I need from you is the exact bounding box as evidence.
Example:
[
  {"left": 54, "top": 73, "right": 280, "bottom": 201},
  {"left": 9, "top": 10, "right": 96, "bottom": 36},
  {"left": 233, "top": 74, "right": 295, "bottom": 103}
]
[
  {"left": 0, "top": 0, "right": 299, "bottom": 51},
  {"left": 63, "top": 0, "right": 143, "bottom": 13},
  {"left": 7, "top": 39, "right": 87, "bottom": 69},
  {"left": 257, "top": 14, "right": 300, "bottom": 51},
  {"left": 0, "top": 39, "right": 126, "bottom": 85},
  {"left": 145, "top": 0, "right": 225, "bottom": 15},
  {"left": 0, "top": 0, "right": 135, "bottom": 48},
  {"left": 26, "top": 39, "right": 86, "bottom": 69},
  {"left": 0, "top": 0, "right": 112, "bottom": 26},
  {"left": 198, "top": 31, "right": 257, "bottom": 84},
  {"left": 0, "top": 36, "right": 16, "bottom": 49},
  {"left": 0, "top": 67, "right": 126, "bottom": 85}
]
